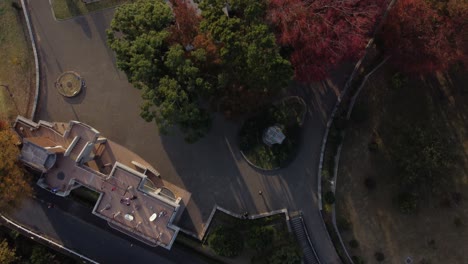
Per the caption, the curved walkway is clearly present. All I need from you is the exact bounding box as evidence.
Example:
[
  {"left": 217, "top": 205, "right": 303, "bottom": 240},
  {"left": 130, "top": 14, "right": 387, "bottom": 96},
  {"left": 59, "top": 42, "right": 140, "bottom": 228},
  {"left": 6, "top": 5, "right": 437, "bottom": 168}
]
[{"left": 27, "top": 0, "right": 346, "bottom": 263}]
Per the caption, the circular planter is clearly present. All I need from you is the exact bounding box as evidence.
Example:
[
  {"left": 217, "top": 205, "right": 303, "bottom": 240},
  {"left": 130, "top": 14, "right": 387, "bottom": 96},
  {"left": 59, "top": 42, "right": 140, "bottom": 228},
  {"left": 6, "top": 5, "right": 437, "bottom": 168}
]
[
  {"left": 239, "top": 96, "right": 306, "bottom": 170},
  {"left": 56, "top": 71, "right": 84, "bottom": 97}
]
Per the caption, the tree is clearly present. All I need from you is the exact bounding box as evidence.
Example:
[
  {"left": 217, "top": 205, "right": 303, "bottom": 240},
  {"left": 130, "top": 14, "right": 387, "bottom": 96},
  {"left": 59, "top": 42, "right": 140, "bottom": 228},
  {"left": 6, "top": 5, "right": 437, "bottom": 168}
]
[
  {"left": 199, "top": 0, "right": 293, "bottom": 114},
  {"left": 168, "top": 0, "right": 201, "bottom": 46},
  {"left": 379, "top": 0, "right": 467, "bottom": 73},
  {"left": 108, "top": 0, "right": 213, "bottom": 142},
  {"left": 267, "top": 0, "right": 385, "bottom": 82},
  {"left": 0, "top": 121, "right": 32, "bottom": 209},
  {"left": 0, "top": 239, "right": 17, "bottom": 264}
]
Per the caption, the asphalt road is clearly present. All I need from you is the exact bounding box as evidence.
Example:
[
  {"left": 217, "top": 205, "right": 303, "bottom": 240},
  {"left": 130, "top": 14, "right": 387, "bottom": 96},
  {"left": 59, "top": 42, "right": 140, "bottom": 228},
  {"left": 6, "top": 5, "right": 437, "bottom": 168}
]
[{"left": 25, "top": 0, "right": 348, "bottom": 263}]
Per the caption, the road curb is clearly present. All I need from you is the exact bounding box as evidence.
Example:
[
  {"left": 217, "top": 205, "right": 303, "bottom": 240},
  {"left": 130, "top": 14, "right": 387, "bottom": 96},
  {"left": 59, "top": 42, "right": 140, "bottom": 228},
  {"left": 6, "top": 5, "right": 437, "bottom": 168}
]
[{"left": 20, "top": 0, "right": 40, "bottom": 120}]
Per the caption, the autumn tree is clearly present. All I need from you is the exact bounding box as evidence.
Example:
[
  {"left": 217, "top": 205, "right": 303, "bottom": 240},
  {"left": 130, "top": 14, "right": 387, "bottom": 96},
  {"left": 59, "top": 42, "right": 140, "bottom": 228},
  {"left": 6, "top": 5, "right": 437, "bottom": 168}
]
[
  {"left": 0, "top": 121, "right": 32, "bottom": 209},
  {"left": 267, "top": 0, "right": 385, "bottom": 82},
  {"left": 379, "top": 0, "right": 467, "bottom": 73},
  {"left": 0, "top": 239, "right": 17, "bottom": 264},
  {"left": 168, "top": 0, "right": 201, "bottom": 46}
]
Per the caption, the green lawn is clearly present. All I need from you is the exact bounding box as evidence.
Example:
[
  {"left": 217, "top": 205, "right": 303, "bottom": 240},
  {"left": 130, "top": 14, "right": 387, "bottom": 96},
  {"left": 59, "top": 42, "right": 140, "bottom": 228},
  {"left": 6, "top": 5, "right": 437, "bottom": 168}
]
[
  {"left": 51, "top": 0, "right": 128, "bottom": 20},
  {"left": 0, "top": 0, "right": 34, "bottom": 121}
]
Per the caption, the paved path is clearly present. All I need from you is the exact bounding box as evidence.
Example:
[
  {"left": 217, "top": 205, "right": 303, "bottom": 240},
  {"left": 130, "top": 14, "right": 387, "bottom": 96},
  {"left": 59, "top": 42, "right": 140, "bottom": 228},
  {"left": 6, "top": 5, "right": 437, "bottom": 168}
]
[{"left": 28, "top": 0, "right": 346, "bottom": 263}]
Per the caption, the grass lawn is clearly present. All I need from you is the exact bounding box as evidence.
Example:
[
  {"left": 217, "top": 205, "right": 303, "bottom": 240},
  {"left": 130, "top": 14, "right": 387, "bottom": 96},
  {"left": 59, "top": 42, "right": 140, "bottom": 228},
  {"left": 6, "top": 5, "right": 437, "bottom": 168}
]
[
  {"left": 0, "top": 0, "right": 35, "bottom": 121},
  {"left": 336, "top": 64, "right": 468, "bottom": 263},
  {"left": 51, "top": 0, "right": 128, "bottom": 20}
]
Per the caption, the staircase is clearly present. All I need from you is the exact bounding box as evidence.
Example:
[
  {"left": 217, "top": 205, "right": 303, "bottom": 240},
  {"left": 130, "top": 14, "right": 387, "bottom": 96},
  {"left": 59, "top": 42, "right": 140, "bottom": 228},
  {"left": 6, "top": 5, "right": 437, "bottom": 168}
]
[{"left": 290, "top": 216, "right": 321, "bottom": 264}]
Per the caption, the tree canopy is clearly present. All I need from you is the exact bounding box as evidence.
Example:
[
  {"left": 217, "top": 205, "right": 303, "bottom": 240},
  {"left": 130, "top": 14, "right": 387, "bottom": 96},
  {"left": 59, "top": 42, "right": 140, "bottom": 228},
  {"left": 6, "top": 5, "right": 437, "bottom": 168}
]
[
  {"left": 267, "top": 0, "right": 385, "bottom": 82},
  {"left": 379, "top": 0, "right": 467, "bottom": 73},
  {"left": 0, "top": 121, "right": 32, "bottom": 209},
  {"left": 108, "top": 0, "right": 292, "bottom": 141},
  {"left": 108, "top": 0, "right": 212, "bottom": 142}
]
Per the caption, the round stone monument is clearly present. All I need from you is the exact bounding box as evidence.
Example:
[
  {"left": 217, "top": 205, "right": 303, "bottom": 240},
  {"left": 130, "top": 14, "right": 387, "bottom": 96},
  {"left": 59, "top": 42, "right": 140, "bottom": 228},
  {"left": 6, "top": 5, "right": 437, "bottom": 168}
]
[{"left": 55, "top": 71, "right": 84, "bottom": 97}]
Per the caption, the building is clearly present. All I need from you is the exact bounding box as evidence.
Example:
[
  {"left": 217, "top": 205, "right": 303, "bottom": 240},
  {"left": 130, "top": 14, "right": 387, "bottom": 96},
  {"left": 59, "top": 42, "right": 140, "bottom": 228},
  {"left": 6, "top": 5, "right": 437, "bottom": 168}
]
[{"left": 13, "top": 116, "right": 191, "bottom": 250}]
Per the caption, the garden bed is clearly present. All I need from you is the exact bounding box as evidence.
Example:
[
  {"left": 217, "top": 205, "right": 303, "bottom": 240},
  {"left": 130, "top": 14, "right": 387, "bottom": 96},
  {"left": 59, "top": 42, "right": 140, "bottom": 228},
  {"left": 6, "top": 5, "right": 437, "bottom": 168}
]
[
  {"left": 204, "top": 211, "right": 301, "bottom": 264},
  {"left": 239, "top": 96, "right": 306, "bottom": 170}
]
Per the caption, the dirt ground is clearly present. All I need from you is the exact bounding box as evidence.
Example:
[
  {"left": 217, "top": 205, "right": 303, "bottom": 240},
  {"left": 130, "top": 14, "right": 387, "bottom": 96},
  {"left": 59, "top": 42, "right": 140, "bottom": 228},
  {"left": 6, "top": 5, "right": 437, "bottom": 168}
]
[
  {"left": 0, "top": 0, "right": 35, "bottom": 121},
  {"left": 336, "top": 64, "right": 468, "bottom": 264}
]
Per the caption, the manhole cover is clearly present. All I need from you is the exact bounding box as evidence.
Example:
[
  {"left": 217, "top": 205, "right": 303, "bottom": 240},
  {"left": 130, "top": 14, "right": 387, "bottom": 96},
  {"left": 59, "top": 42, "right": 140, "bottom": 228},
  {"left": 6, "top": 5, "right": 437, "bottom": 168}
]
[{"left": 57, "top": 172, "right": 65, "bottom": 180}]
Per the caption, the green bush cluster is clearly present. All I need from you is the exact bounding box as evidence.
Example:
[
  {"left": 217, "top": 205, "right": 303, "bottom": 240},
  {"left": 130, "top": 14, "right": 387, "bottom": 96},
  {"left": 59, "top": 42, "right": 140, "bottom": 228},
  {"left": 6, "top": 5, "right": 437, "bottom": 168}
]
[
  {"left": 207, "top": 227, "right": 243, "bottom": 257},
  {"left": 324, "top": 191, "right": 336, "bottom": 204}
]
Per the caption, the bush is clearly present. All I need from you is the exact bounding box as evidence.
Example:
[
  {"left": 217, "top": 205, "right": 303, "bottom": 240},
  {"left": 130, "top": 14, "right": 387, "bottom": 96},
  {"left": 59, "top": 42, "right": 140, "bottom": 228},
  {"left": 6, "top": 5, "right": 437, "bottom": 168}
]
[
  {"left": 324, "top": 191, "right": 336, "bottom": 204},
  {"left": 246, "top": 226, "right": 275, "bottom": 252},
  {"left": 375, "top": 252, "right": 385, "bottom": 262},
  {"left": 351, "top": 255, "right": 365, "bottom": 264},
  {"left": 364, "top": 177, "right": 376, "bottom": 190},
  {"left": 207, "top": 227, "right": 243, "bottom": 257},
  {"left": 268, "top": 245, "right": 301, "bottom": 264},
  {"left": 391, "top": 72, "right": 407, "bottom": 90},
  {"left": 322, "top": 169, "right": 330, "bottom": 180},
  {"left": 337, "top": 217, "right": 352, "bottom": 232},
  {"left": 349, "top": 239, "right": 359, "bottom": 248},
  {"left": 11, "top": 1, "right": 22, "bottom": 11},
  {"left": 397, "top": 192, "right": 418, "bottom": 214}
]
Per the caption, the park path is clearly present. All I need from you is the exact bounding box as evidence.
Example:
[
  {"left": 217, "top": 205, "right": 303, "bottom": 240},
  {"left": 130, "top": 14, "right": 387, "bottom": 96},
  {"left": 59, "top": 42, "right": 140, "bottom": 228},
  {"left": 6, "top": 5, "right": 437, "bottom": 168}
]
[{"left": 27, "top": 0, "right": 346, "bottom": 263}]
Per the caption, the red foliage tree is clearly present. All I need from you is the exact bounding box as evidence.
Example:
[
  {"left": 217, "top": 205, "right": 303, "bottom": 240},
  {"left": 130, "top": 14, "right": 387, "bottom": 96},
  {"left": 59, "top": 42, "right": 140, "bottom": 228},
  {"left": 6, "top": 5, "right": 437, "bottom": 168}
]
[
  {"left": 267, "top": 0, "right": 385, "bottom": 82},
  {"left": 380, "top": 0, "right": 467, "bottom": 73},
  {"left": 169, "top": 0, "right": 201, "bottom": 46}
]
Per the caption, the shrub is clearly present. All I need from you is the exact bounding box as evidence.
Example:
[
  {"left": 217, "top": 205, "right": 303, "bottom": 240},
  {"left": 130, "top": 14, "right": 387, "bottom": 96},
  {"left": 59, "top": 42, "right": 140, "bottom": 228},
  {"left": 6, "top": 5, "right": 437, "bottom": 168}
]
[
  {"left": 268, "top": 245, "right": 301, "bottom": 264},
  {"left": 349, "top": 239, "right": 359, "bottom": 248},
  {"left": 375, "top": 252, "right": 385, "bottom": 262},
  {"left": 391, "top": 72, "right": 407, "bottom": 90},
  {"left": 364, "top": 177, "right": 376, "bottom": 190},
  {"left": 207, "top": 227, "right": 243, "bottom": 257},
  {"left": 11, "top": 2, "right": 22, "bottom": 11},
  {"left": 337, "top": 217, "right": 352, "bottom": 232},
  {"left": 351, "top": 255, "right": 365, "bottom": 264},
  {"left": 397, "top": 192, "right": 418, "bottom": 214},
  {"left": 246, "top": 226, "right": 275, "bottom": 252},
  {"left": 322, "top": 169, "right": 330, "bottom": 180},
  {"left": 324, "top": 191, "right": 336, "bottom": 204}
]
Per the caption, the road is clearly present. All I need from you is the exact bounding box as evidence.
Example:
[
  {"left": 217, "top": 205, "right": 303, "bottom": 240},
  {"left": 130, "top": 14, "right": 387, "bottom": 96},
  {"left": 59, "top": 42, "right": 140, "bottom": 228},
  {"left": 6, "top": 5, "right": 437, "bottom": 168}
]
[{"left": 26, "top": 0, "right": 346, "bottom": 263}]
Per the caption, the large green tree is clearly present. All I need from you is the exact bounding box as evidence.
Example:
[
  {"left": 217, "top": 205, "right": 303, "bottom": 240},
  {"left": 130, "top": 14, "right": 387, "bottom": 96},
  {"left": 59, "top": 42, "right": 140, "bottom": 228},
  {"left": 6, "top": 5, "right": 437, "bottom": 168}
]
[
  {"left": 108, "top": 0, "right": 292, "bottom": 141},
  {"left": 199, "top": 0, "right": 293, "bottom": 114},
  {"left": 108, "top": 0, "right": 213, "bottom": 142}
]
